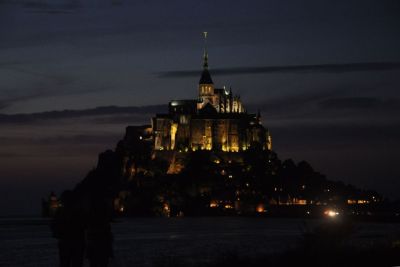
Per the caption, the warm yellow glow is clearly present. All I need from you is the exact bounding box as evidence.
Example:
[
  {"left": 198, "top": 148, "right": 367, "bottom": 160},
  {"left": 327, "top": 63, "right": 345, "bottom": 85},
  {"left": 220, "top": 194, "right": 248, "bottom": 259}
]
[
  {"left": 230, "top": 147, "right": 239, "bottom": 152},
  {"left": 299, "top": 200, "right": 307, "bottom": 205},
  {"left": 163, "top": 203, "right": 170, "bottom": 213},
  {"left": 348, "top": 199, "right": 370, "bottom": 205},
  {"left": 163, "top": 203, "right": 171, "bottom": 217},
  {"left": 224, "top": 204, "right": 233, "bottom": 209},
  {"left": 210, "top": 200, "right": 219, "bottom": 208},
  {"left": 294, "top": 199, "right": 307, "bottom": 205},
  {"left": 324, "top": 209, "right": 339, "bottom": 217},
  {"left": 202, "top": 131, "right": 212, "bottom": 150},
  {"left": 256, "top": 204, "right": 266, "bottom": 213},
  {"left": 267, "top": 135, "right": 272, "bottom": 150},
  {"left": 170, "top": 123, "right": 178, "bottom": 150}
]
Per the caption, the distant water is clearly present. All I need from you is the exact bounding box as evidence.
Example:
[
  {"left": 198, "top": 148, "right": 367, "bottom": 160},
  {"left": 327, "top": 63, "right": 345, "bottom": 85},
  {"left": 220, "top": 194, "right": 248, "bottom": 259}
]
[{"left": 0, "top": 217, "right": 398, "bottom": 266}]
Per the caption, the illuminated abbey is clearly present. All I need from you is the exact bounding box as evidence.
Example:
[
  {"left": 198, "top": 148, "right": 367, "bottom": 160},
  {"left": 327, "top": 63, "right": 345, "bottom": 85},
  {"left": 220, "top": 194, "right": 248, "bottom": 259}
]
[
  {"left": 46, "top": 36, "right": 383, "bottom": 220},
  {"left": 150, "top": 38, "right": 272, "bottom": 154},
  {"left": 63, "top": 36, "right": 381, "bottom": 219}
]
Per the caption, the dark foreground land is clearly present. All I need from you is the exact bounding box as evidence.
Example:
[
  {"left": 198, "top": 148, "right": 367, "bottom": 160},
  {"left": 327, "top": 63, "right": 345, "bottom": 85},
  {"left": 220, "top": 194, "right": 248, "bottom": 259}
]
[{"left": 0, "top": 217, "right": 399, "bottom": 266}]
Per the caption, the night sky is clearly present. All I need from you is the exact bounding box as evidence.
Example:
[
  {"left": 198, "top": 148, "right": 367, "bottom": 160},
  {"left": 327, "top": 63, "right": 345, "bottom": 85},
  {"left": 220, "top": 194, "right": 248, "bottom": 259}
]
[{"left": 1, "top": 0, "right": 400, "bottom": 216}]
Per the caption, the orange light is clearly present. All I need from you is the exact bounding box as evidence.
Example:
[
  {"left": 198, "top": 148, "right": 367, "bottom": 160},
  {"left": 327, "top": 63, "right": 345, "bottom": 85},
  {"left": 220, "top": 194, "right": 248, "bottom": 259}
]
[
  {"left": 324, "top": 209, "right": 339, "bottom": 217},
  {"left": 210, "top": 200, "right": 218, "bottom": 208},
  {"left": 256, "top": 204, "right": 266, "bottom": 213},
  {"left": 163, "top": 203, "right": 170, "bottom": 211}
]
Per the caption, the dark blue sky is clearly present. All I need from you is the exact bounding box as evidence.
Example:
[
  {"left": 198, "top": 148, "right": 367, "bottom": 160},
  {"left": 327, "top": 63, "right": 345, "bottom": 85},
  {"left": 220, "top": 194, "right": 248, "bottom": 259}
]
[{"left": 1, "top": 0, "right": 400, "bottom": 215}]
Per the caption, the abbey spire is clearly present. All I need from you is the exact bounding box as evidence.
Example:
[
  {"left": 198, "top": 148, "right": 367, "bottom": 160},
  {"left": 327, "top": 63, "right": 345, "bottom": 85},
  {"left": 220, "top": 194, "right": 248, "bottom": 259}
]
[
  {"left": 199, "top": 32, "right": 213, "bottom": 85},
  {"left": 153, "top": 33, "right": 271, "bottom": 153},
  {"left": 202, "top": 32, "right": 209, "bottom": 70}
]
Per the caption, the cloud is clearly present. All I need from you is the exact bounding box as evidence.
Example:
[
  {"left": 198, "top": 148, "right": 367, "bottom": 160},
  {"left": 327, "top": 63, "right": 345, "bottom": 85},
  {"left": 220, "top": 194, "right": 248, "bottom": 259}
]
[
  {"left": 0, "top": 133, "right": 123, "bottom": 159},
  {"left": 273, "top": 122, "right": 400, "bottom": 143},
  {"left": 3, "top": 93, "right": 398, "bottom": 127},
  {"left": 0, "top": 91, "right": 50, "bottom": 110},
  {"left": 90, "top": 114, "right": 153, "bottom": 125},
  {"left": 157, "top": 62, "right": 400, "bottom": 78},
  {"left": 0, "top": 134, "right": 120, "bottom": 146},
  {"left": 0, "top": 105, "right": 166, "bottom": 124},
  {"left": 0, "top": 67, "right": 77, "bottom": 110},
  {"left": 2, "top": 0, "right": 123, "bottom": 15},
  {"left": 318, "top": 97, "right": 400, "bottom": 110},
  {"left": 247, "top": 88, "right": 400, "bottom": 121}
]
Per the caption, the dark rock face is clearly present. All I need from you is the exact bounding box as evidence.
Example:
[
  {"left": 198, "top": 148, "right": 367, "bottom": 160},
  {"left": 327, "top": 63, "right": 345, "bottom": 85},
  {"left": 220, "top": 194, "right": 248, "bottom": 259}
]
[{"left": 70, "top": 124, "right": 381, "bottom": 218}]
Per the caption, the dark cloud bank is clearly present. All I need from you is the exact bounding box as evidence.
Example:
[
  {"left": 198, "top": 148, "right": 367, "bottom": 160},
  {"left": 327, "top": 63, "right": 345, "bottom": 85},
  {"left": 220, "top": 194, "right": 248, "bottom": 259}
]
[
  {"left": 158, "top": 62, "right": 400, "bottom": 78},
  {"left": 1, "top": 100, "right": 400, "bottom": 216},
  {"left": 2, "top": 100, "right": 399, "bottom": 149},
  {"left": 0, "top": 105, "right": 165, "bottom": 124}
]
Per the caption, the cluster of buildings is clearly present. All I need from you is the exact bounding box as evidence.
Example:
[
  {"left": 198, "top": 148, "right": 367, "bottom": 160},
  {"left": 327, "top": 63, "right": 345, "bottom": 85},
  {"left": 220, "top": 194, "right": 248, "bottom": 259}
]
[
  {"left": 132, "top": 40, "right": 272, "bottom": 161},
  {"left": 42, "top": 37, "right": 381, "bottom": 218}
]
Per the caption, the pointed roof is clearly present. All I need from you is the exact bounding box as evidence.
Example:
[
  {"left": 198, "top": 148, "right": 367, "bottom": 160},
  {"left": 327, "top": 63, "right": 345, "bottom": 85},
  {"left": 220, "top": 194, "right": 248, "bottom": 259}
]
[
  {"left": 199, "top": 69, "right": 213, "bottom": 84},
  {"left": 199, "top": 31, "right": 213, "bottom": 85}
]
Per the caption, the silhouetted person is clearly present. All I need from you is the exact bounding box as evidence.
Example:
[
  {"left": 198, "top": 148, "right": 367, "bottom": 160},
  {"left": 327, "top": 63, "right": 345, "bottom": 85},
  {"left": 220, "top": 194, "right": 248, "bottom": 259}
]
[
  {"left": 51, "top": 190, "right": 86, "bottom": 267},
  {"left": 86, "top": 196, "right": 113, "bottom": 267}
]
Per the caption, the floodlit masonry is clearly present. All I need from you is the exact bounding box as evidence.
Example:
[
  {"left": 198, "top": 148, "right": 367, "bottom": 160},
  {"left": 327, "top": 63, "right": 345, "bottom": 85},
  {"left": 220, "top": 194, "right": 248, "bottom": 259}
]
[{"left": 151, "top": 41, "right": 272, "bottom": 153}]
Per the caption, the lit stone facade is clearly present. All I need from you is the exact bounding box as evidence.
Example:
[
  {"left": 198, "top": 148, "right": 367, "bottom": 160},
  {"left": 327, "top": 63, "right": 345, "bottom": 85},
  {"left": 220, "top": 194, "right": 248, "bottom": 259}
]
[{"left": 151, "top": 51, "right": 272, "bottom": 153}]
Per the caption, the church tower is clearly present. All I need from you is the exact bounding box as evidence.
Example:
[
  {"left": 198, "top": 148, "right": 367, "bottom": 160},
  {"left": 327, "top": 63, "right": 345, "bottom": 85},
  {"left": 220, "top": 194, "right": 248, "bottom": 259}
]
[{"left": 198, "top": 32, "right": 215, "bottom": 110}]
